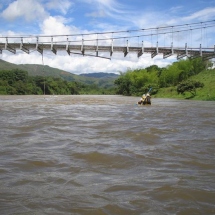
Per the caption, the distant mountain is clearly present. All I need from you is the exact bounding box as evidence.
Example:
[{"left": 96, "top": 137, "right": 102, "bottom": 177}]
[
  {"left": 80, "top": 72, "right": 119, "bottom": 78},
  {"left": 0, "top": 59, "right": 84, "bottom": 82},
  {"left": 0, "top": 59, "right": 118, "bottom": 88}
]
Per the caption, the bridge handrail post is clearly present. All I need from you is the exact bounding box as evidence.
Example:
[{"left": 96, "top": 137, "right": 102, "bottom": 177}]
[
  {"left": 124, "top": 39, "right": 129, "bottom": 57},
  {"left": 51, "top": 37, "right": 57, "bottom": 54},
  {"left": 36, "top": 37, "right": 39, "bottom": 50},
  {"left": 5, "top": 37, "right": 8, "bottom": 50},
  {"left": 20, "top": 37, "right": 29, "bottom": 54},
  {"left": 20, "top": 37, "right": 23, "bottom": 50},
  {"left": 110, "top": 39, "right": 113, "bottom": 57},
  {"left": 96, "top": 38, "right": 98, "bottom": 57},
  {"left": 138, "top": 40, "right": 144, "bottom": 58},
  {"left": 142, "top": 41, "right": 144, "bottom": 53},
  {"left": 81, "top": 38, "right": 84, "bottom": 55},
  {"left": 5, "top": 37, "right": 16, "bottom": 54},
  {"left": 185, "top": 43, "right": 188, "bottom": 56},
  {"left": 66, "top": 37, "right": 70, "bottom": 55},
  {"left": 36, "top": 37, "right": 43, "bottom": 54}
]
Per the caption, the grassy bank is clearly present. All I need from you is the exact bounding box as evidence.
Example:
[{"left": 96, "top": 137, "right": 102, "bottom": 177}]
[{"left": 154, "top": 69, "right": 215, "bottom": 101}]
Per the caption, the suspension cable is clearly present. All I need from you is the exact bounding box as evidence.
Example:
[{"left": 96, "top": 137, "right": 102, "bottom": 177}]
[{"left": 0, "top": 19, "right": 214, "bottom": 39}]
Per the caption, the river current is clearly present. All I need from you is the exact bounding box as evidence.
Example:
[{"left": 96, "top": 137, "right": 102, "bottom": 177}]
[{"left": 0, "top": 95, "right": 214, "bottom": 215}]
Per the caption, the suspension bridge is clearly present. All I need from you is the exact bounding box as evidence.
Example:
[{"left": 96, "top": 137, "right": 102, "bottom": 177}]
[{"left": 0, "top": 20, "right": 215, "bottom": 60}]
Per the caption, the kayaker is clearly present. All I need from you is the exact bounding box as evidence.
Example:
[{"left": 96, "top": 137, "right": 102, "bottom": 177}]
[
  {"left": 141, "top": 94, "right": 146, "bottom": 104},
  {"left": 137, "top": 94, "right": 146, "bottom": 104},
  {"left": 137, "top": 93, "right": 151, "bottom": 105},
  {"left": 145, "top": 93, "right": 151, "bottom": 104}
]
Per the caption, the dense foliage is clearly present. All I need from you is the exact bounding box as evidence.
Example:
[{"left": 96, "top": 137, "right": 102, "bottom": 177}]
[
  {"left": 177, "top": 80, "right": 204, "bottom": 97},
  {"left": 0, "top": 69, "right": 114, "bottom": 95},
  {"left": 114, "top": 58, "right": 209, "bottom": 97}
]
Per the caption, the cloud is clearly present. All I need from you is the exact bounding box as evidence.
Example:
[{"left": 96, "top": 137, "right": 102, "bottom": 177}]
[
  {"left": 86, "top": 10, "right": 106, "bottom": 18},
  {"left": 82, "top": 0, "right": 116, "bottom": 8},
  {"left": 2, "top": 51, "right": 45, "bottom": 65},
  {"left": 83, "top": 0, "right": 132, "bottom": 24},
  {"left": 40, "top": 16, "right": 73, "bottom": 36},
  {"left": 183, "top": 7, "right": 215, "bottom": 21},
  {"left": 169, "top": 6, "right": 184, "bottom": 14},
  {"left": 1, "top": 0, "right": 48, "bottom": 21},
  {"left": 1, "top": 47, "right": 174, "bottom": 75},
  {"left": 45, "top": 0, "right": 73, "bottom": 15}
]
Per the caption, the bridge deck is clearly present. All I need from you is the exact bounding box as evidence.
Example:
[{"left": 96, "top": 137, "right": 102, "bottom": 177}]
[{"left": 0, "top": 42, "right": 214, "bottom": 60}]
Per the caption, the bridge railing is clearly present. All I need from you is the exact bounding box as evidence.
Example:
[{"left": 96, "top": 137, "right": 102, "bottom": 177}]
[{"left": 0, "top": 41, "right": 214, "bottom": 60}]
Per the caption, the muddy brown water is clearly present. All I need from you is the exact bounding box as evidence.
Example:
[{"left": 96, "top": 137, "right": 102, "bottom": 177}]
[{"left": 0, "top": 95, "right": 214, "bottom": 215}]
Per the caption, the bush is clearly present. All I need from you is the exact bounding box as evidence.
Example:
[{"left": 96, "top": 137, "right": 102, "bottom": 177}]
[{"left": 177, "top": 80, "right": 204, "bottom": 96}]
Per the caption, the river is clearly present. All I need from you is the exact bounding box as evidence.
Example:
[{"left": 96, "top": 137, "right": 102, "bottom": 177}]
[{"left": 0, "top": 95, "right": 214, "bottom": 215}]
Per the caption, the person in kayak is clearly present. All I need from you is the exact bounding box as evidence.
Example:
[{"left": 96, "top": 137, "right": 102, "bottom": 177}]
[{"left": 137, "top": 93, "right": 151, "bottom": 105}]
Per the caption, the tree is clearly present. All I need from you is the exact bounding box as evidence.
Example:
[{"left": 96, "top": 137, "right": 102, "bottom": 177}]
[
  {"left": 114, "top": 73, "right": 132, "bottom": 95},
  {"left": 177, "top": 80, "right": 204, "bottom": 97},
  {"left": 190, "top": 57, "right": 208, "bottom": 75},
  {"left": 13, "top": 69, "right": 28, "bottom": 82},
  {"left": 146, "top": 65, "right": 160, "bottom": 73}
]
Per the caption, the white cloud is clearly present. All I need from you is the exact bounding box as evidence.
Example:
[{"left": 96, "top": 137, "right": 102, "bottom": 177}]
[
  {"left": 83, "top": 0, "right": 131, "bottom": 24},
  {"left": 41, "top": 16, "right": 72, "bottom": 35},
  {"left": 169, "top": 6, "right": 184, "bottom": 14},
  {"left": 45, "top": 0, "right": 73, "bottom": 15},
  {"left": 1, "top": 47, "right": 174, "bottom": 75},
  {"left": 183, "top": 7, "right": 215, "bottom": 21},
  {"left": 2, "top": 51, "right": 44, "bottom": 65},
  {"left": 82, "top": 0, "right": 115, "bottom": 8},
  {"left": 86, "top": 10, "right": 106, "bottom": 18},
  {"left": 1, "top": 0, "right": 48, "bottom": 21}
]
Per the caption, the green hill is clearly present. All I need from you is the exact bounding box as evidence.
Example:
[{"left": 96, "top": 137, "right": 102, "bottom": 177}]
[
  {"left": 154, "top": 69, "right": 215, "bottom": 101},
  {"left": 189, "top": 69, "right": 215, "bottom": 100},
  {"left": 0, "top": 59, "right": 117, "bottom": 88}
]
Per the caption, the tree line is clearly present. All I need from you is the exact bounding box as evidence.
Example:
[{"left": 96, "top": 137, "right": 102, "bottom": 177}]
[
  {"left": 0, "top": 57, "right": 211, "bottom": 97},
  {"left": 0, "top": 69, "right": 114, "bottom": 95},
  {"left": 114, "top": 58, "right": 210, "bottom": 97}
]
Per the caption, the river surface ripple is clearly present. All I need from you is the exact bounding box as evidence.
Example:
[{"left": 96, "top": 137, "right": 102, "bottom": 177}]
[{"left": 0, "top": 95, "right": 215, "bottom": 215}]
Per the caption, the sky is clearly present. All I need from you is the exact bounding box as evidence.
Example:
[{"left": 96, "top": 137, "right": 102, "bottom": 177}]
[{"left": 0, "top": 0, "right": 215, "bottom": 74}]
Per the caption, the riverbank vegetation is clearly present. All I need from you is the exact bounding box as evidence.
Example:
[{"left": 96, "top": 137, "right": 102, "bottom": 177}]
[
  {"left": 0, "top": 69, "right": 115, "bottom": 95},
  {"left": 114, "top": 58, "right": 215, "bottom": 101},
  {"left": 0, "top": 57, "right": 214, "bottom": 100}
]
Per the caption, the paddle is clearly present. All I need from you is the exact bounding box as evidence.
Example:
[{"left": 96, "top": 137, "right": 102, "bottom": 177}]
[{"left": 147, "top": 87, "right": 152, "bottom": 94}]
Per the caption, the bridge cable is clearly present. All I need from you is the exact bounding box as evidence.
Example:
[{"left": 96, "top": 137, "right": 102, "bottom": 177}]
[
  {"left": 41, "top": 23, "right": 215, "bottom": 44},
  {"left": 1, "top": 19, "right": 214, "bottom": 39},
  {"left": 2, "top": 23, "right": 213, "bottom": 45}
]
